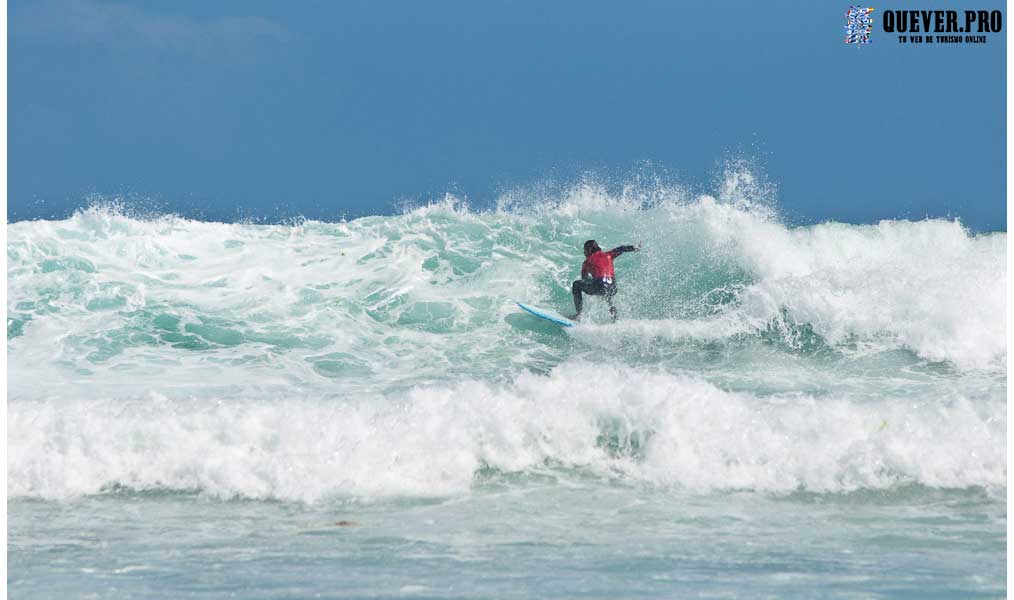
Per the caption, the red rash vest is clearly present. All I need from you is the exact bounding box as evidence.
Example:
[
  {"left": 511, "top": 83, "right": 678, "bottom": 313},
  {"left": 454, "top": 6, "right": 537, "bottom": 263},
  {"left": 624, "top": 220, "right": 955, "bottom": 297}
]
[{"left": 581, "top": 250, "right": 617, "bottom": 280}]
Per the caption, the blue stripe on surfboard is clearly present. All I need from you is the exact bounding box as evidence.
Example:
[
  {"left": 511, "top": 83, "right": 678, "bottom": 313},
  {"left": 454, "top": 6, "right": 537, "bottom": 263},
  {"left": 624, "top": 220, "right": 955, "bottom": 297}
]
[{"left": 516, "top": 302, "right": 576, "bottom": 327}]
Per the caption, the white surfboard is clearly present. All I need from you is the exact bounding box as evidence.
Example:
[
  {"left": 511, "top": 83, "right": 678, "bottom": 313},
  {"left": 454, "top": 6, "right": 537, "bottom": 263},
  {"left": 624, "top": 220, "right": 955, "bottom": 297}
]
[{"left": 516, "top": 302, "right": 576, "bottom": 327}]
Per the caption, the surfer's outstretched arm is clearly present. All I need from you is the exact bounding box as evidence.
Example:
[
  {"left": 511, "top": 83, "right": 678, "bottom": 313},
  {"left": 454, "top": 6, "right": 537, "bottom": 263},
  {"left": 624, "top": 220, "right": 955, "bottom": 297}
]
[{"left": 609, "top": 244, "right": 640, "bottom": 258}]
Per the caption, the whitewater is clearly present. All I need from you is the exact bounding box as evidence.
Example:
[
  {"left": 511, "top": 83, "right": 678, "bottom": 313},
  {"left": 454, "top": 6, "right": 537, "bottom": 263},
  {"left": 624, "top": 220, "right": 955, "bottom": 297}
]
[{"left": 7, "top": 178, "right": 1007, "bottom": 598}]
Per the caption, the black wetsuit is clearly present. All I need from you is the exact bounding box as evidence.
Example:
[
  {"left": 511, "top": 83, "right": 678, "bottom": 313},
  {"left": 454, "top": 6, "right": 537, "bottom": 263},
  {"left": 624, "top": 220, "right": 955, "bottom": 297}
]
[
  {"left": 572, "top": 277, "right": 617, "bottom": 316},
  {"left": 572, "top": 245, "right": 637, "bottom": 319}
]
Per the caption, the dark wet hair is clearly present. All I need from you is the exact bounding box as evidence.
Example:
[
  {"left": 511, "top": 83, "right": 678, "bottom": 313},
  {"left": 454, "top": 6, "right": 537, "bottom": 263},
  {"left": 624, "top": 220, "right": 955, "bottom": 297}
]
[{"left": 584, "top": 240, "right": 601, "bottom": 254}]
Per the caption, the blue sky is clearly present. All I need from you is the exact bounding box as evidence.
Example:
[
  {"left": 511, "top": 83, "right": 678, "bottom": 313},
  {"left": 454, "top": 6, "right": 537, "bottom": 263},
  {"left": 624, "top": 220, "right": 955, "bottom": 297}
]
[{"left": 8, "top": 0, "right": 1007, "bottom": 230}]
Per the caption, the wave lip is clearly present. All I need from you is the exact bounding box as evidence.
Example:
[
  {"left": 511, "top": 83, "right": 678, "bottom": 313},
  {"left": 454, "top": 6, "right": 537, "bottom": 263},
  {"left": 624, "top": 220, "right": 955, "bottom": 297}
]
[{"left": 707, "top": 208, "right": 1006, "bottom": 369}]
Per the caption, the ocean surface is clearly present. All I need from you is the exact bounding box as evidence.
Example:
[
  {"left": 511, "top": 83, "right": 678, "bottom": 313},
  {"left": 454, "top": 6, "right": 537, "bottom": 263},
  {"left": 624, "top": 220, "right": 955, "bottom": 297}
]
[{"left": 7, "top": 178, "right": 1007, "bottom": 598}]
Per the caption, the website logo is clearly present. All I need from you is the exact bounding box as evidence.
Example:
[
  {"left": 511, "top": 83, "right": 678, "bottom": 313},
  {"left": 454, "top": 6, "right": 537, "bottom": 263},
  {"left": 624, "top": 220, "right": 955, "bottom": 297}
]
[
  {"left": 845, "top": 6, "right": 875, "bottom": 45},
  {"left": 883, "top": 10, "right": 1003, "bottom": 45}
]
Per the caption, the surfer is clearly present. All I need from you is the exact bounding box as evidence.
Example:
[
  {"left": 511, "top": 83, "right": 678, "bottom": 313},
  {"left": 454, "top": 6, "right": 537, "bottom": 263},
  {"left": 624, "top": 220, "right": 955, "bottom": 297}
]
[{"left": 570, "top": 240, "right": 640, "bottom": 321}]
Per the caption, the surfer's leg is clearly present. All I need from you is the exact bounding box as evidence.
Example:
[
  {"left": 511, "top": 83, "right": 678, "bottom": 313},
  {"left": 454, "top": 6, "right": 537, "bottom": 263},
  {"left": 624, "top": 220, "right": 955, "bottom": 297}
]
[
  {"left": 573, "top": 279, "right": 614, "bottom": 319},
  {"left": 571, "top": 280, "right": 586, "bottom": 315},
  {"left": 605, "top": 283, "right": 618, "bottom": 321}
]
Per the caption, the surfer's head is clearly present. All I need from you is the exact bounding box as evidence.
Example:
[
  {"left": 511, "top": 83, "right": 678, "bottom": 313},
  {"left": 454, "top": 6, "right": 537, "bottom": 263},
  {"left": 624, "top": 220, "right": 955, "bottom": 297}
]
[{"left": 583, "top": 240, "right": 601, "bottom": 257}]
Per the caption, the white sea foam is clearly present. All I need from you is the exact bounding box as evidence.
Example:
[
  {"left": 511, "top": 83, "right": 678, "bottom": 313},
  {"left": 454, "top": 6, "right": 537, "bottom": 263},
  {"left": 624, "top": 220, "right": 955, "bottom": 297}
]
[
  {"left": 7, "top": 363, "right": 1004, "bottom": 501},
  {"left": 8, "top": 188, "right": 1005, "bottom": 387},
  {"left": 7, "top": 177, "right": 1006, "bottom": 501},
  {"left": 560, "top": 199, "right": 1006, "bottom": 369},
  {"left": 691, "top": 198, "right": 1006, "bottom": 368}
]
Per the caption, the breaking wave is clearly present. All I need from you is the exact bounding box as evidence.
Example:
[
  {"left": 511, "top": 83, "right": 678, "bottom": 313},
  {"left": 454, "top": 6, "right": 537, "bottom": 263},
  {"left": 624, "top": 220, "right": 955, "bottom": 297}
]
[{"left": 7, "top": 173, "right": 1006, "bottom": 500}]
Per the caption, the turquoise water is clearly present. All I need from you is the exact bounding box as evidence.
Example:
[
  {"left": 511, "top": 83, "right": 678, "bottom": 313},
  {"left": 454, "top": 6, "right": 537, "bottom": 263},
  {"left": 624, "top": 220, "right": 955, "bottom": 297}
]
[
  {"left": 8, "top": 180, "right": 1006, "bottom": 597},
  {"left": 9, "top": 486, "right": 1005, "bottom": 598}
]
